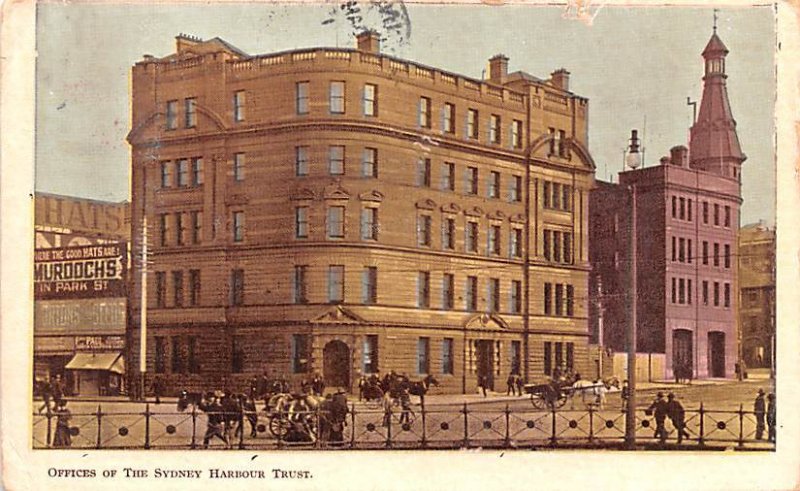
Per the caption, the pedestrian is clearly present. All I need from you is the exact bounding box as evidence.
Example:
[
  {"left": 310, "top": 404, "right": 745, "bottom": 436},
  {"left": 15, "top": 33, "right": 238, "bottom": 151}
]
[
  {"left": 399, "top": 388, "right": 414, "bottom": 424},
  {"left": 52, "top": 400, "right": 72, "bottom": 448},
  {"left": 754, "top": 388, "right": 766, "bottom": 440},
  {"left": 666, "top": 392, "right": 690, "bottom": 444},
  {"left": 766, "top": 393, "right": 776, "bottom": 442},
  {"left": 506, "top": 373, "right": 516, "bottom": 396},
  {"left": 51, "top": 375, "right": 64, "bottom": 407},
  {"left": 151, "top": 375, "right": 163, "bottom": 404},
  {"left": 516, "top": 374, "right": 525, "bottom": 397},
  {"left": 646, "top": 392, "right": 669, "bottom": 444},
  {"left": 312, "top": 372, "right": 325, "bottom": 396},
  {"left": 37, "top": 378, "right": 53, "bottom": 414},
  {"left": 621, "top": 380, "right": 630, "bottom": 412},
  {"left": 357, "top": 376, "right": 367, "bottom": 401},
  {"left": 478, "top": 375, "right": 487, "bottom": 398},
  {"left": 381, "top": 390, "right": 393, "bottom": 427},
  {"left": 235, "top": 394, "right": 258, "bottom": 439},
  {"left": 221, "top": 390, "right": 239, "bottom": 447},
  {"left": 199, "top": 393, "right": 228, "bottom": 448}
]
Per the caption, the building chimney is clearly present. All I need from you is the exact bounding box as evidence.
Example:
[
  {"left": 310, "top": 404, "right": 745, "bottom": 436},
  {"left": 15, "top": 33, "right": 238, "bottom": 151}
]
[
  {"left": 670, "top": 145, "right": 689, "bottom": 167},
  {"left": 660, "top": 156, "right": 671, "bottom": 166},
  {"left": 489, "top": 54, "right": 509, "bottom": 84},
  {"left": 356, "top": 30, "right": 380, "bottom": 54},
  {"left": 176, "top": 33, "right": 202, "bottom": 54},
  {"left": 550, "top": 68, "right": 570, "bottom": 91}
]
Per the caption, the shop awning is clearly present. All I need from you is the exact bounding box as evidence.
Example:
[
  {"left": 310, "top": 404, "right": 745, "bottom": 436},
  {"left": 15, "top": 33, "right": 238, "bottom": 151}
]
[{"left": 65, "top": 352, "right": 125, "bottom": 374}]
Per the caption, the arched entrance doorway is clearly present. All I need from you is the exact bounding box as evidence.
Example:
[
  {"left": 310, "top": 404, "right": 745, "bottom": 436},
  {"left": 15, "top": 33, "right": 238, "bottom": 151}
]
[
  {"left": 672, "top": 329, "right": 693, "bottom": 380},
  {"left": 323, "top": 340, "right": 350, "bottom": 390}
]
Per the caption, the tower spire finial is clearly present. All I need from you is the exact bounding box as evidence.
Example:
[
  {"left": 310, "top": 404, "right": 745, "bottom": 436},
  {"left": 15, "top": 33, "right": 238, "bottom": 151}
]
[{"left": 713, "top": 8, "right": 718, "bottom": 33}]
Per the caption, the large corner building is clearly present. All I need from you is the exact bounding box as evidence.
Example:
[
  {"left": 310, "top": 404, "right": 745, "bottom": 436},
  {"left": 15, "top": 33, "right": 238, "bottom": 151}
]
[
  {"left": 589, "top": 30, "right": 744, "bottom": 380},
  {"left": 128, "top": 32, "right": 596, "bottom": 394}
]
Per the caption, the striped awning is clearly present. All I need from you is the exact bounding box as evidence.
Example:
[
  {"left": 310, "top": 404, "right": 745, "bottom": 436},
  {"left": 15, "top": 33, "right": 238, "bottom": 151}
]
[{"left": 65, "top": 352, "right": 125, "bottom": 374}]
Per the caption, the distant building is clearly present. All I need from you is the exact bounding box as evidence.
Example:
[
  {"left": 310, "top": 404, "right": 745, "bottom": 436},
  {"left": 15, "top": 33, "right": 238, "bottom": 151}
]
[
  {"left": 34, "top": 193, "right": 130, "bottom": 396},
  {"left": 127, "top": 32, "right": 597, "bottom": 394},
  {"left": 589, "top": 29, "right": 744, "bottom": 380},
  {"left": 738, "top": 221, "right": 775, "bottom": 369}
]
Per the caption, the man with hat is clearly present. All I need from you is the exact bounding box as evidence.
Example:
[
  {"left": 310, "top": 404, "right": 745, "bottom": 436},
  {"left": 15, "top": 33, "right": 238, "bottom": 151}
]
[
  {"left": 666, "top": 392, "right": 690, "bottom": 444},
  {"left": 767, "top": 393, "right": 776, "bottom": 442},
  {"left": 646, "top": 392, "right": 669, "bottom": 444},
  {"left": 754, "top": 388, "right": 766, "bottom": 440}
]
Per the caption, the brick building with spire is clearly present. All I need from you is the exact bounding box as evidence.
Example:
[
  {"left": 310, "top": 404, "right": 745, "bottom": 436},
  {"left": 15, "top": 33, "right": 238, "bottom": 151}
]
[{"left": 589, "top": 29, "right": 744, "bottom": 380}]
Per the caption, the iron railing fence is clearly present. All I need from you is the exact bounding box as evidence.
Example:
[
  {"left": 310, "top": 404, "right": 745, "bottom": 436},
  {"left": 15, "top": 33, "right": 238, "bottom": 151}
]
[{"left": 33, "top": 403, "right": 776, "bottom": 450}]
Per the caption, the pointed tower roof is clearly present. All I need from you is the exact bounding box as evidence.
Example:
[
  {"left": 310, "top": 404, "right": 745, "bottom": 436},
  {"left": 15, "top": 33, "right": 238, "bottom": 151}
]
[{"left": 689, "top": 31, "right": 745, "bottom": 173}]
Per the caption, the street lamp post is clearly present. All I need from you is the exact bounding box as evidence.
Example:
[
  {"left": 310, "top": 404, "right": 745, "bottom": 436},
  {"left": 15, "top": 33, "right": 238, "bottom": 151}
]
[
  {"left": 624, "top": 130, "right": 642, "bottom": 448},
  {"left": 139, "top": 216, "right": 148, "bottom": 401}
]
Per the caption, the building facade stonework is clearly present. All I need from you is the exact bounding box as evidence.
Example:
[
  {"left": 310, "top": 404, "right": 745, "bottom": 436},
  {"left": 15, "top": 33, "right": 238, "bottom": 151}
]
[
  {"left": 128, "top": 33, "right": 596, "bottom": 394},
  {"left": 738, "top": 222, "right": 775, "bottom": 369}
]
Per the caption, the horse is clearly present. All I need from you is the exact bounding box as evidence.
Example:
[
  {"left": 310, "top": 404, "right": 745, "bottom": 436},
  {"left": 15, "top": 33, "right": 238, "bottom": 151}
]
[
  {"left": 568, "top": 380, "right": 609, "bottom": 409},
  {"left": 177, "top": 390, "right": 203, "bottom": 412},
  {"left": 392, "top": 375, "right": 439, "bottom": 407}
]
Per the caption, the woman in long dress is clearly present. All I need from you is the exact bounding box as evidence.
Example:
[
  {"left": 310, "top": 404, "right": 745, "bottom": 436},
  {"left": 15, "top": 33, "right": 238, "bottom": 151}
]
[{"left": 52, "top": 400, "right": 72, "bottom": 448}]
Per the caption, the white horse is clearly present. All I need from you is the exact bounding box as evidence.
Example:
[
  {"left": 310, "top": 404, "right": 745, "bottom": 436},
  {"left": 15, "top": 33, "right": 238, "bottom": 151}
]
[{"left": 569, "top": 380, "right": 609, "bottom": 409}]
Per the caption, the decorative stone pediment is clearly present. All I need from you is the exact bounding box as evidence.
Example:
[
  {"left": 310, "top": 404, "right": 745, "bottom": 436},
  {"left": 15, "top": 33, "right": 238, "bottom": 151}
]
[
  {"left": 464, "top": 206, "right": 484, "bottom": 217},
  {"left": 323, "top": 182, "right": 350, "bottom": 200},
  {"left": 359, "top": 190, "right": 384, "bottom": 203},
  {"left": 510, "top": 213, "right": 526, "bottom": 224},
  {"left": 440, "top": 203, "right": 461, "bottom": 214},
  {"left": 289, "top": 188, "right": 316, "bottom": 201},
  {"left": 415, "top": 198, "right": 437, "bottom": 211},
  {"left": 465, "top": 313, "right": 509, "bottom": 330},
  {"left": 311, "top": 305, "right": 366, "bottom": 324},
  {"left": 487, "top": 210, "right": 507, "bottom": 221}
]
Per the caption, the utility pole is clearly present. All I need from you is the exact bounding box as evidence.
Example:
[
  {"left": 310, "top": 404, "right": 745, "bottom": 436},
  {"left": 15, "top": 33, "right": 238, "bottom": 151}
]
[{"left": 139, "top": 216, "right": 148, "bottom": 401}]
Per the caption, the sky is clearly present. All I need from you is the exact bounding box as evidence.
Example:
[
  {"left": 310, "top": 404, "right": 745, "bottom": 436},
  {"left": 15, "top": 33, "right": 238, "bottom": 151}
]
[{"left": 35, "top": 2, "right": 776, "bottom": 225}]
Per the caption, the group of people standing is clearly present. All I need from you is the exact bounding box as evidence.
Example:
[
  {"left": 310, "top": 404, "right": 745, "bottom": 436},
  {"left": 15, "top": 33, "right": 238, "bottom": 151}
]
[{"left": 753, "top": 388, "right": 776, "bottom": 442}]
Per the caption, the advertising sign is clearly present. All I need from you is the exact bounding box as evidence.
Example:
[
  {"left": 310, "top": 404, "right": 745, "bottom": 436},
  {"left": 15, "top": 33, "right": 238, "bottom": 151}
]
[
  {"left": 34, "top": 298, "right": 127, "bottom": 334},
  {"left": 34, "top": 243, "right": 127, "bottom": 299}
]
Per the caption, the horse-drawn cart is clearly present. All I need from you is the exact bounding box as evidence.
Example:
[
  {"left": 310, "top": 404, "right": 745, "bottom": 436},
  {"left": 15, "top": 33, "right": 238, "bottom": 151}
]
[{"left": 524, "top": 382, "right": 569, "bottom": 409}]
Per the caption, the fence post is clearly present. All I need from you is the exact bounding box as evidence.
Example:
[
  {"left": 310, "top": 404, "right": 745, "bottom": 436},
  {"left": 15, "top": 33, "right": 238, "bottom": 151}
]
[
  {"left": 550, "top": 404, "right": 557, "bottom": 446},
  {"left": 462, "top": 402, "right": 469, "bottom": 448},
  {"left": 698, "top": 403, "right": 705, "bottom": 447},
  {"left": 314, "top": 404, "right": 321, "bottom": 450},
  {"left": 96, "top": 405, "right": 103, "bottom": 450},
  {"left": 420, "top": 399, "right": 428, "bottom": 449},
  {"left": 46, "top": 407, "right": 53, "bottom": 448},
  {"left": 239, "top": 403, "right": 245, "bottom": 450},
  {"left": 144, "top": 403, "right": 151, "bottom": 450},
  {"left": 588, "top": 405, "right": 594, "bottom": 443},
  {"left": 386, "top": 407, "right": 392, "bottom": 449},
  {"left": 738, "top": 403, "right": 745, "bottom": 448},
  {"left": 349, "top": 403, "right": 356, "bottom": 449},
  {"left": 504, "top": 404, "right": 511, "bottom": 448},
  {"left": 276, "top": 411, "right": 284, "bottom": 450},
  {"left": 190, "top": 405, "right": 197, "bottom": 449}
]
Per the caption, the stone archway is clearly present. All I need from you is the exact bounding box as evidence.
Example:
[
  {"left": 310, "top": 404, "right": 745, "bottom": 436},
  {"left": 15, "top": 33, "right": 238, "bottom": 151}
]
[{"left": 323, "top": 340, "right": 350, "bottom": 389}]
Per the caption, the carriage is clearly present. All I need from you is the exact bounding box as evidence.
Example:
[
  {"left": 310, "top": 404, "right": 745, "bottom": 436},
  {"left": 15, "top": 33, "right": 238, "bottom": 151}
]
[{"left": 523, "top": 382, "right": 570, "bottom": 409}]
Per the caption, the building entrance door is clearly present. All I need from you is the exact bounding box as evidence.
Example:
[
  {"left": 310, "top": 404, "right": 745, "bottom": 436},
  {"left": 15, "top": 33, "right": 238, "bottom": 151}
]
[
  {"left": 323, "top": 340, "right": 350, "bottom": 390},
  {"left": 708, "top": 332, "right": 726, "bottom": 378},
  {"left": 672, "top": 329, "right": 693, "bottom": 381},
  {"left": 475, "top": 340, "right": 494, "bottom": 391}
]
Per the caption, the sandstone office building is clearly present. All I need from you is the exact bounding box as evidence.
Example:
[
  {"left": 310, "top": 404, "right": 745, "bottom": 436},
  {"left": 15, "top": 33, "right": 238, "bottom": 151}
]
[{"left": 128, "top": 32, "right": 596, "bottom": 394}]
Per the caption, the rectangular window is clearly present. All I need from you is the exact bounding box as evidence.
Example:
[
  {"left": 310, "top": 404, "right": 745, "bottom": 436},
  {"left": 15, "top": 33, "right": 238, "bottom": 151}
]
[
  {"left": 184, "top": 98, "right": 197, "bottom": 128},
  {"left": 230, "top": 269, "right": 244, "bottom": 306},
  {"left": 543, "top": 181, "right": 551, "bottom": 208},
  {"left": 724, "top": 244, "right": 731, "bottom": 268},
  {"left": 155, "top": 337, "right": 166, "bottom": 373},
  {"left": 511, "top": 341, "right": 521, "bottom": 374},
  {"left": 714, "top": 204, "right": 720, "bottom": 226},
  {"left": 703, "top": 201, "right": 709, "bottom": 224},
  {"left": 159, "top": 213, "right": 169, "bottom": 247},
  {"left": 296, "top": 81, "right": 309, "bottom": 115},
  {"left": 188, "top": 337, "right": 199, "bottom": 373},
  {"left": 566, "top": 284, "right": 574, "bottom": 316},
  {"left": 466, "top": 276, "right": 478, "bottom": 311},
  {"left": 416, "top": 158, "right": 431, "bottom": 187},
  {"left": 555, "top": 341, "right": 564, "bottom": 370},
  {"left": 233, "top": 153, "right": 245, "bottom": 181},
  {"left": 672, "top": 196, "right": 677, "bottom": 218},
  {"left": 191, "top": 157, "right": 203, "bottom": 186},
  {"left": 466, "top": 221, "right": 478, "bottom": 253},
  {"left": 724, "top": 205, "right": 731, "bottom": 228},
  {"left": 702, "top": 280, "right": 709, "bottom": 305},
  {"left": 511, "top": 120, "right": 522, "bottom": 149},
  {"left": 543, "top": 230, "right": 552, "bottom": 261},
  {"left": 442, "top": 273, "right": 455, "bottom": 309},
  {"left": 679, "top": 278, "right": 685, "bottom": 304},
  {"left": 171, "top": 337, "right": 183, "bottom": 374},
  {"left": 417, "top": 271, "right": 430, "bottom": 308},
  {"left": 679, "top": 238, "right": 686, "bottom": 263},
  {"left": 563, "top": 232, "right": 572, "bottom": 264},
  {"left": 189, "top": 269, "right": 200, "bottom": 306},
  {"left": 510, "top": 228, "right": 522, "bottom": 258},
  {"left": 558, "top": 130, "right": 567, "bottom": 157},
  {"left": 467, "top": 167, "right": 478, "bottom": 195},
  {"left": 327, "top": 206, "right": 345, "bottom": 239},
  {"left": 713, "top": 281, "right": 720, "bottom": 307},
  {"left": 713, "top": 243, "right": 720, "bottom": 267},
  {"left": 166, "top": 100, "right": 178, "bottom": 130},
  {"left": 544, "top": 341, "right": 552, "bottom": 375},
  {"left": 419, "top": 96, "right": 431, "bottom": 128},
  {"left": 671, "top": 277, "right": 677, "bottom": 304},
  {"left": 155, "top": 271, "right": 166, "bottom": 308},
  {"left": 231, "top": 335, "right": 245, "bottom": 373},
  {"left": 176, "top": 159, "right": 189, "bottom": 187},
  {"left": 488, "top": 225, "right": 501, "bottom": 255},
  {"left": 441, "top": 162, "right": 455, "bottom": 191},
  {"left": 363, "top": 335, "right": 379, "bottom": 374},
  {"left": 555, "top": 283, "right": 564, "bottom": 316},
  {"left": 295, "top": 206, "right": 309, "bottom": 239},
  {"left": 671, "top": 236, "right": 677, "bottom": 262},
  {"left": 488, "top": 171, "right": 500, "bottom": 198},
  {"left": 160, "top": 161, "right": 171, "bottom": 188},
  {"left": 553, "top": 231, "right": 562, "bottom": 263},
  {"left": 442, "top": 338, "right": 454, "bottom": 375},
  {"left": 544, "top": 282, "right": 552, "bottom": 315},
  {"left": 510, "top": 175, "right": 522, "bottom": 202},
  {"left": 295, "top": 146, "right": 309, "bottom": 177},
  {"left": 566, "top": 343, "right": 575, "bottom": 371},
  {"left": 488, "top": 278, "right": 500, "bottom": 312},
  {"left": 417, "top": 337, "right": 430, "bottom": 374},
  {"left": 232, "top": 211, "right": 244, "bottom": 242},
  {"left": 562, "top": 185, "right": 571, "bottom": 211},
  {"left": 362, "top": 267, "right": 378, "bottom": 305},
  {"left": 293, "top": 265, "right": 308, "bottom": 304},
  {"left": 172, "top": 270, "right": 184, "bottom": 307},
  {"left": 361, "top": 207, "right": 378, "bottom": 241},
  {"left": 724, "top": 283, "right": 731, "bottom": 307},
  {"left": 328, "top": 265, "right": 345, "bottom": 303},
  {"left": 363, "top": 84, "right": 377, "bottom": 116},
  {"left": 548, "top": 128, "right": 556, "bottom": 155},
  {"left": 233, "top": 91, "right": 245, "bottom": 122},
  {"left": 510, "top": 280, "right": 522, "bottom": 313},
  {"left": 175, "top": 212, "right": 185, "bottom": 246},
  {"left": 443, "top": 103, "right": 455, "bottom": 134},
  {"left": 292, "top": 334, "right": 310, "bottom": 374},
  {"left": 688, "top": 279, "right": 693, "bottom": 305},
  {"left": 679, "top": 197, "right": 686, "bottom": 220},
  {"left": 489, "top": 114, "right": 501, "bottom": 144},
  {"left": 330, "top": 81, "right": 345, "bottom": 114},
  {"left": 362, "top": 148, "right": 378, "bottom": 178},
  {"left": 417, "top": 215, "right": 432, "bottom": 246},
  {"left": 688, "top": 199, "right": 693, "bottom": 222},
  {"left": 442, "top": 217, "right": 455, "bottom": 250},
  {"left": 688, "top": 239, "right": 693, "bottom": 263},
  {"left": 467, "top": 109, "right": 479, "bottom": 139},
  {"left": 552, "top": 183, "right": 562, "bottom": 210},
  {"left": 703, "top": 241, "right": 709, "bottom": 265},
  {"left": 329, "top": 146, "right": 345, "bottom": 175}
]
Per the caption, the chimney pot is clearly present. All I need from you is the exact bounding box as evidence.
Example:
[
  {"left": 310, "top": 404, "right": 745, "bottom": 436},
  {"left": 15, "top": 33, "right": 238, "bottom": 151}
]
[
  {"left": 550, "top": 68, "right": 571, "bottom": 91},
  {"left": 356, "top": 30, "right": 381, "bottom": 54},
  {"left": 670, "top": 145, "right": 689, "bottom": 167}
]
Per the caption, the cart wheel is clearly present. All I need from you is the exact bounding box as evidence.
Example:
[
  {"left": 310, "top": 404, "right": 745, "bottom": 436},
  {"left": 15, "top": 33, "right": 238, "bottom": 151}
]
[
  {"left": 531, "top": 394, "right": 546, "bottom": 410},
  {"left": 269, "top": 415, "right": 291, "bottom": 438}
]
